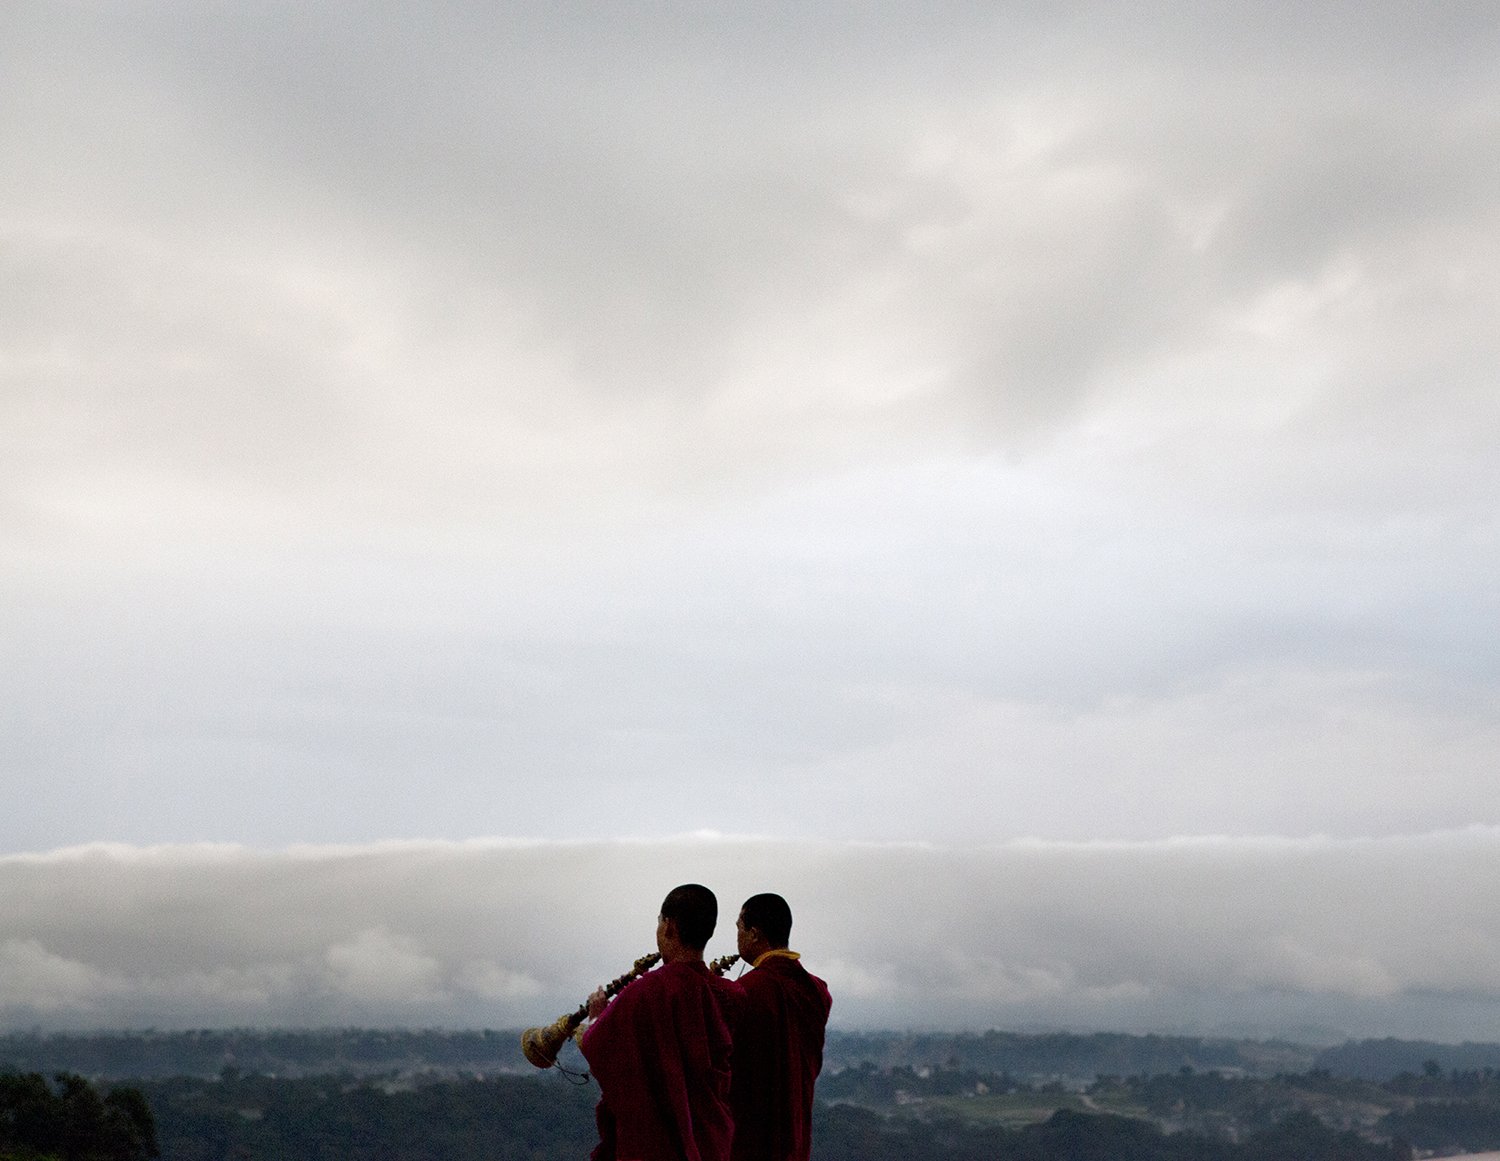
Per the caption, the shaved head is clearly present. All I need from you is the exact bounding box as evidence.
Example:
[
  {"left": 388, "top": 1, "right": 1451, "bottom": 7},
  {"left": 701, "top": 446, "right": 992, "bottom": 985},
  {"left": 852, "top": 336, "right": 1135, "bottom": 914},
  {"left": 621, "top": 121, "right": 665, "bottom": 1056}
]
[
  {"left": 740, "top": 893, "right": 793, "bottom": 948},
  {"left": 661, "top": 883, "right": 718, "bottom": 951}
]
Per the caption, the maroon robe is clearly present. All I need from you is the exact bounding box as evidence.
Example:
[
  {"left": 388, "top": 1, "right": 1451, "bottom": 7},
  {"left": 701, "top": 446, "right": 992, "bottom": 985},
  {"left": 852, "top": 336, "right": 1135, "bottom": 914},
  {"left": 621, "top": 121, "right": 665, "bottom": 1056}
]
[
  {"left": 581, "top": 959, "right": 742, "bottom": 1161},
  {"left": 729, "top": 954, "right": 831, "bottom": 1161}
]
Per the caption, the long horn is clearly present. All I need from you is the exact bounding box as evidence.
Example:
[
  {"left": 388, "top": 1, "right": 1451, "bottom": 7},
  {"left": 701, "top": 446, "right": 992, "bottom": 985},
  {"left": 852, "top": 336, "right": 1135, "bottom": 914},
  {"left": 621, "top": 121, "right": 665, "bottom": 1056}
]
[
  {"left": 520, "top": 951, "right": 660, "bottom": 1069},
  {"left": 519, "top": 950, "right": 743, "bottom": 1069}
]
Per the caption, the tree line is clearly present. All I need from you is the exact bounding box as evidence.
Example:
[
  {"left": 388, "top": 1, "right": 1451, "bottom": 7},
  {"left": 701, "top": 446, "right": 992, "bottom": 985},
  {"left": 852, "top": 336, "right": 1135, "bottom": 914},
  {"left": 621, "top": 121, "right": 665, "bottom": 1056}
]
[
  {"left": 25, "top": 1069, "right": 1416, "bottom": 1161},
  {"left": 0, "top": 1071, "right": 157, "bottom": 1161},
  {"left": 15, "top": 1042, "right": 1500, "bottom": 1159}
]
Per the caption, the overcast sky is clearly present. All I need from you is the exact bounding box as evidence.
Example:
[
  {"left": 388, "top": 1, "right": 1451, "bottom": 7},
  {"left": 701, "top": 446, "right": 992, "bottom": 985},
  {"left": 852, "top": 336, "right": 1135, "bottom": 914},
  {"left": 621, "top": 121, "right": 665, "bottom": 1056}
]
[{"left": 3, "top": 1, "right": 1499, "bottom": 1037}]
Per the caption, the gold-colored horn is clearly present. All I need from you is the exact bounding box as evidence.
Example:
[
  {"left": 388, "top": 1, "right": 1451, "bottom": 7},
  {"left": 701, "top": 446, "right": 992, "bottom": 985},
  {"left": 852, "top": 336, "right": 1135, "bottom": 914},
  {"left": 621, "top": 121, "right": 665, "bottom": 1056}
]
[
  {"left": 519, "top": 951, "right": 742, "bottom": 1069},
  {"left": 520, "top": 951, "right": 660, "bottom": 1069}
]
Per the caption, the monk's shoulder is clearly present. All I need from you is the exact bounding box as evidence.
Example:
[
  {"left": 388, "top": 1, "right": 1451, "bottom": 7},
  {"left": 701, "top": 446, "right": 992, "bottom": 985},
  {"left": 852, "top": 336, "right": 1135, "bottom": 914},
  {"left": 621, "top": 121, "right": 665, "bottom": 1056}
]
[
  {"left": 747, "top": 958, "right": 830, "bottom": 1017},
  {"left": 654, "top": 959, "right": 736, "bottom": 1003},
  {"left": 709, "top": 971, "right": 745, "bottom": 1021}
]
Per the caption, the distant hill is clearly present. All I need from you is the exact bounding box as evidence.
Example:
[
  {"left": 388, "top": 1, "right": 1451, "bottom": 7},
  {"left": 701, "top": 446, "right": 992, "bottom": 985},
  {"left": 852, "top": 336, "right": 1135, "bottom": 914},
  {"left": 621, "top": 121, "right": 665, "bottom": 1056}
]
[
  {"left": 0, "top": 1028, "right": 528, "bottom": 1081},
  {"left": 1312, "top": 1038, "right": 1500, "bottom": 1080},
  {"left": 5, "top": 1027, "right": 1500, "bottom": 1084},
  {"left": 821, "top": 1030, "right": 1321, "bottom": 1082}
]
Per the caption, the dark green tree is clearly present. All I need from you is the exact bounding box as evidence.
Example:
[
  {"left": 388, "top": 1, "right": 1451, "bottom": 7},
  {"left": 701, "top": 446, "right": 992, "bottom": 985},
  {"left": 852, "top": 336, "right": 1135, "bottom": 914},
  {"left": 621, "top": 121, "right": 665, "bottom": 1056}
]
[{"left": 0, "top": 1072, "right": 156, "bottom": 1161}]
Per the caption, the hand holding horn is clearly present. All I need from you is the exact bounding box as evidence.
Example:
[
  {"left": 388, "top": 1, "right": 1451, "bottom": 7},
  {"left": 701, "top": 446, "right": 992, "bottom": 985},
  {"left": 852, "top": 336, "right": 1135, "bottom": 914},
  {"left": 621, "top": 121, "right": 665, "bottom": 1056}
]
[{"left": 520, "top": 950, "right": 741, "bottom": 1069}]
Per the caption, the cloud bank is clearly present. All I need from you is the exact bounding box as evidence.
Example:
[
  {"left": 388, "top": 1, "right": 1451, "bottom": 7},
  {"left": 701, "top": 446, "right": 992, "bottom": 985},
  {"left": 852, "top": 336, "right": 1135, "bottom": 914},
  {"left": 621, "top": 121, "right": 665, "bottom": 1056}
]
[{"left": 4, "top": 833, "right": 1499, "bottom": 1041}]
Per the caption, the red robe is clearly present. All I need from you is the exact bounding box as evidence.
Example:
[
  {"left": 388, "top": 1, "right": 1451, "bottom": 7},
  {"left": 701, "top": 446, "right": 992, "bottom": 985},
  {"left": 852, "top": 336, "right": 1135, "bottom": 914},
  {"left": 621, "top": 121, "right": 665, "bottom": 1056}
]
[
  {"left": 581, "top": 959, "right": 743, "bottom": 1161},
  {"left": 729, "top": 954, "right": 832, "bottom": 1161}
]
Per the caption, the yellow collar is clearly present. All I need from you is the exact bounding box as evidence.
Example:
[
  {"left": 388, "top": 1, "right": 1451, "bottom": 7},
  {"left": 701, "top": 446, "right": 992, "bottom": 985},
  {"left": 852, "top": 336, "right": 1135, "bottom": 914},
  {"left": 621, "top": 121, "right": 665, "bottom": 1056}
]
[{"left": 752, "top": 948, "right": 801, "bottom": 968}]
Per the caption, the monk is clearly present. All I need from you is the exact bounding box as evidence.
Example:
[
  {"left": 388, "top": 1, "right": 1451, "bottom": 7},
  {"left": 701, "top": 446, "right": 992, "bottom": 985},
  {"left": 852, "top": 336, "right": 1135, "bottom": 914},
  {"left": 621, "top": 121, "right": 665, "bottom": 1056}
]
[
  {"left": 729, "top": 893, "right": 832, "bottom": 1161},
  {"left": 580, "top": 883, "right": 742, "bottom": 1161}
]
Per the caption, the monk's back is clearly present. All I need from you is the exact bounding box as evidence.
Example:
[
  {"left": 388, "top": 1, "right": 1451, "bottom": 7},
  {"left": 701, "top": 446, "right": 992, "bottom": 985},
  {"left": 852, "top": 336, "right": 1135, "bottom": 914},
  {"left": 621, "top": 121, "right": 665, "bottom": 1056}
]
[
  {"left": 582, "top": 959, "right": 740, "bottom": 1161},
  {"left": 730, "top": 956, "right": 831, "bottom": 1161}
]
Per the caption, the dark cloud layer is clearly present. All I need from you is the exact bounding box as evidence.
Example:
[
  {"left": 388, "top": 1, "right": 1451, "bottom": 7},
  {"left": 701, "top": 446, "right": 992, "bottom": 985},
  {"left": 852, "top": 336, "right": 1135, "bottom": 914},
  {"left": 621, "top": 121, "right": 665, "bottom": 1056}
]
[{"left": 4, "top": 834, "right": 1500, "bottom": 1040}]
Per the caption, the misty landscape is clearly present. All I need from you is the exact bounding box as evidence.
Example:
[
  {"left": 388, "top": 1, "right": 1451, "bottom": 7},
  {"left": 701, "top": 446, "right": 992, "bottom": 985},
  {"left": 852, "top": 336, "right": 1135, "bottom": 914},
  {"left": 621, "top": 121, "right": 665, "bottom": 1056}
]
[
  {"left": 12, "top": 1027, "right": 1500, "bottom": 1159},
  {"left": 6, "top": 0, "right": 1500, "bottom": 1158}
]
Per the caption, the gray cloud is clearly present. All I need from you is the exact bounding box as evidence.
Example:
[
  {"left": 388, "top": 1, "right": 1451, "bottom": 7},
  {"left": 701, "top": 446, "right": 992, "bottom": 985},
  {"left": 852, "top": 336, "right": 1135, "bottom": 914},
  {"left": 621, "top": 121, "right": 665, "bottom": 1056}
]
[
  {"left": 2, "top": 3, "right": 1499, "bottom": 864},
  {"left": 3, "top": 834, "right": 1500, "bottom": 1040},
  {"left": 8, "top": 2, "right": 1495, "bottom": 458}
]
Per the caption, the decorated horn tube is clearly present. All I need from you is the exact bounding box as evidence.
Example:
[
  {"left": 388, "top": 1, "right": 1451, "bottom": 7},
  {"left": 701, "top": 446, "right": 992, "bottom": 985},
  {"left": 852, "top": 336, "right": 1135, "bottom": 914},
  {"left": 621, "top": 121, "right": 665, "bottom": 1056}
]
[
  {"left": 519, "top": 950, "right": 742, "bottom": 1069},
  {"left": 520, "top": 951, "right": 660, "bottom": 1069}
]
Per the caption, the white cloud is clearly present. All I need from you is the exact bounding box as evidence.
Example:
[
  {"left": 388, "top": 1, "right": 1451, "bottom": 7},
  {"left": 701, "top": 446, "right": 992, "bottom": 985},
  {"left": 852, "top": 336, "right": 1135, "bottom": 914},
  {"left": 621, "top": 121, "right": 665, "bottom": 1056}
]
[
  {"left": 0, "top": 939, "right": 123, "bottom": 1015},
  {"left": 324, "top": 927, "right": 447, "bottom": 1007},
  {"left": 455, "top": 961, "right": 543, "bottom": 1002}
]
